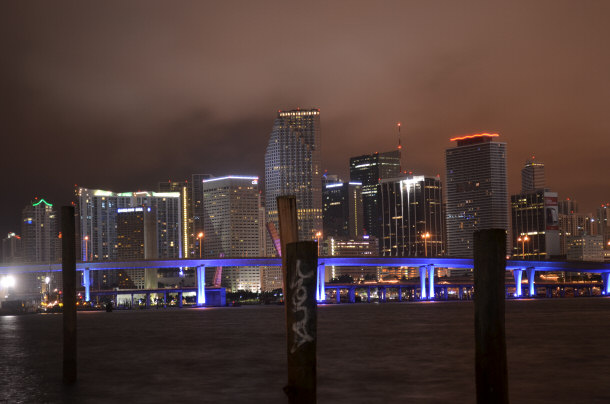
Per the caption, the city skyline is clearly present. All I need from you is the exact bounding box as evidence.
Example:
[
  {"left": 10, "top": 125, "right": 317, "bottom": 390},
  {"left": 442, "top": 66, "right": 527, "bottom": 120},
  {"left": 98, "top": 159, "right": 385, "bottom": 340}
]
[{"left": 2, "top": 1, "right": 610, "bottom": 237}]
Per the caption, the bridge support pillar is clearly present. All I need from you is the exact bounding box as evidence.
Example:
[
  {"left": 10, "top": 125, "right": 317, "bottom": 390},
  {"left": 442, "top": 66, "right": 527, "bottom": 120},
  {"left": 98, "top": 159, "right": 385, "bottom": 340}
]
[
  {"left": 145, "top": 293, "right": 150, "bottom": 309},
  {"left": 419, "top": 266, "right": 427, "bottom": 300},
  {"left": 602, "top": 273, "right": 610, "bottom": 295},
  {"left": 397, "top": 287, "right": 402, "bottom": 302},
  {"left": 379, "top": 287, "right": 386, "bottom": 302},
  {"left": 82, "top": 268, "right": 91, "bottom": 302},
  {"left": 336, "top": 287, "right": 341, "bottom": 303},
  {"left": 458, "top": 287, "right": 464, "bottom": 300},
  {"left": 526, "top": 267, "right": 536, "bottom": 297},
  {"left": 178, "top": 291, "right": 183, "bottom": 308},
  {"left": 367, "top": 286, "right": 371, "bottom": 303},
  {"left": 317, "top": 263, "right": 325, "bottom": 302},
  {"left": 546, "top": 287, "right": 552, "bottom": 298},
  {"left": 513, "top": 269, "right": 523, "bottom": 297},
  {"left": 163, "top": 290, "right": 167, "bottom": 308},
  {"left": 427, "top": 265, "right": 435, "bottom": 300},
  {"left": 443, "top": 287, "right": 448, "bottom": 300},
  {"left": 348, "top": 287, "right": 355, "bottom": 303},
  {"left": 560, "top": 287, "right": 565, "bottom": 298},
  {"left": 196, "top": 265, "right": 206, "bottom": 306}
]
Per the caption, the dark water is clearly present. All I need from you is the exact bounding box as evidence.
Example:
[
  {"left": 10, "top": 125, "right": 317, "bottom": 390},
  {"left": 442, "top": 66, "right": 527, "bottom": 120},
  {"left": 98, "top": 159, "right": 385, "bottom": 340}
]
[{"left": 2, "top": 299, "right": 610, "bottom": 403}]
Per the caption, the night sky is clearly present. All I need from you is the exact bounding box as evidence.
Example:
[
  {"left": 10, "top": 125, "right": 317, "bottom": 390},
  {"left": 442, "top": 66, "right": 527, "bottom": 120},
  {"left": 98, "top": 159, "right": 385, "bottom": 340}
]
[{"left": 1, "top": 1, "right": 609, "bottom": 237}]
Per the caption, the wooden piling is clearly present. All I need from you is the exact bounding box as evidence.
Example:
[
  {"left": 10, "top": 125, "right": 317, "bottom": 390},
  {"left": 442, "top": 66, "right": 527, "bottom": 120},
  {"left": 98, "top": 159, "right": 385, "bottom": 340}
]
[
  {"left": 283, "top": 241, "right": 318, "bottom": 404},
  {"left": 61, "top": 206, "right": 77, "bottom": 384},
  {"left": 474, "top": 229, "right": 508, "bottom": 403}
]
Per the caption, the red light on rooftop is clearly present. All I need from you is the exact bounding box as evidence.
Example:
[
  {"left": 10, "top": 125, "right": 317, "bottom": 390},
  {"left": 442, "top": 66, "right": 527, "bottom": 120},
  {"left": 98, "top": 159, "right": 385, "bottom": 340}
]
[{"left": 450, "top": 133, "right": 499, "bottom": 142}]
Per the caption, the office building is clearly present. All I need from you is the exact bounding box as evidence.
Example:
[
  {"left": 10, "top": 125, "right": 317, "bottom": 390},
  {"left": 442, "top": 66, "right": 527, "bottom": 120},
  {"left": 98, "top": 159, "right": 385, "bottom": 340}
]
[
  {"left": 77, "top": 188, "right": 182, "bottom": 261},
  {"left": 2, "top": 233, "right": 22, "bottom": 264},
  {"left": 521, "top": 157, "right": 545, "bottom": 193},
  {"left": 379, "top": 175, "right": 444, "bottom": 257},
  {"left": 325, "top": 236, "right": 379, "bottom": 281},
  {"left": 349, "top": 150, "right": 401, "bottom": 240},
  {"left": 323, "top": 181, "right": 363, "bottom": 240},
  {"left": 566, "top": 235, "right": 604, "bottom": 262},
  {"left": 202, "top": 176, "right": 262, "bottom": 292},
  {"left": 511, "top": 190, "right": 560, "bottom": 259},
  {"left": 21, "top": 198, "right": 59, "bottom": 264},
  {"left": 116, "top": 207, "right": 158, "bottom": 289},
  {"left": 265, "top": 108, "right": 322, "bottom": 245},
  {"left": 445, "top": 133, "right": 508, "bottom": 257}
]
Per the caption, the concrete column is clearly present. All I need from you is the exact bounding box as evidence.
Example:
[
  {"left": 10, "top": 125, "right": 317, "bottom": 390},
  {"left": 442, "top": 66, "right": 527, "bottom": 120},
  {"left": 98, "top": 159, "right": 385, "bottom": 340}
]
[
  {"left": 397, "top": 287, "right": 402, "bottom": 302},
  {"left": 380, "top": 287, "right": 386, "bottom": 302},
  {"left": 145, "top": 293, "right": 150, "bottom": 309},
  {"left": 560, "top": 287, "right": 565, "bottom": 298},
  {"left": 427, "top": 265, "right": 435, "bottom": 300},
  {"left": 336, "top": 287, "right": 341, "bottom": 303},
  {"left": 82, "top": 268, "right": 91, "bottom": 302},
  {"left": 546, "top": 288, "right": 552, "bottom": 298},
  {"left": 602, "top": 273, "right": 610, "bottom": 295},
  {"left": 317, "top": 263, "right": 326, "bottom": 302},
  {"left": 178, "top": 291, "right": 183, "bottom": 308},
  {"left": 458, "top": 287, "right": 464, "bottom": 300},
  {"left": 419, "top": 266, "right": 427, "bottom": 300},
  {"left": 574, "top": 288, "right": 579, "bottom": 297},
  {"left": 443, "top": 287, "right": 448, "bottom": 300},
  {"left": 348, "top": 287, "right": 355, "bottom": 303},
  {"left": 367, "top": 286, "right": 371, "bottom": 303},
  {"left": 526, "top": 267, "right": 536, "bottom": 297},
  {"left": 513, "top": 269, "right": 523, "bottom": 297},
  {"left": 163, "top": 291, "right": 167, "bottom": 307},
  {"left": 196, "top": 265, "right": 206, "bottom": 306}
]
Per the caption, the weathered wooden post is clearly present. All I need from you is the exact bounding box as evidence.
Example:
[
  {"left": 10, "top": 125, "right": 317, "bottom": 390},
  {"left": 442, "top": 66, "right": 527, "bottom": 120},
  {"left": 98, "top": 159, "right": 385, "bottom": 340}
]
[
  {"left": 284, "top": 241, "right": 318, "bottom": 403},
  {"left": 474, "top": 229, "right": 509, "bottom": 404},
  {"left": 61, "top": 206, "right": 77, "bottom": 384}
]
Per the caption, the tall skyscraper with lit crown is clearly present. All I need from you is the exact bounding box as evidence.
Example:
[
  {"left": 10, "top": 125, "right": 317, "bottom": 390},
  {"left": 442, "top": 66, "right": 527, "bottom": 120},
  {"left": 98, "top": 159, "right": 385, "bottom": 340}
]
[
  {"left": 265, "top": 108, "right": 322, "bottom": 244},
  {"left": 445, "top": 133, "right": 508, "bottom": 257}
]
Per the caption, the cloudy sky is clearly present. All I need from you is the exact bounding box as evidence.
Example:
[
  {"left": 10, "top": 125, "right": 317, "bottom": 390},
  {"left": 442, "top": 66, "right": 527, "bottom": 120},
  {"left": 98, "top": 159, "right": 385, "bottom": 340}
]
[{"left": 1, "top": 0, "right": 609, "bottom": 235}]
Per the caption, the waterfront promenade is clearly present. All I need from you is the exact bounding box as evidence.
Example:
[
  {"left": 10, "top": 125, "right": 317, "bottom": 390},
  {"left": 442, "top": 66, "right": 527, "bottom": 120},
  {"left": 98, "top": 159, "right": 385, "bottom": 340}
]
[{"left": 2, "top": 298, "right": 610, "bottom": 403}]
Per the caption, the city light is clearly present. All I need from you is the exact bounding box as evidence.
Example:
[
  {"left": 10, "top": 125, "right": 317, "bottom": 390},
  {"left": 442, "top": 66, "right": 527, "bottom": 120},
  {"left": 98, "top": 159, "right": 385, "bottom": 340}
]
[{"left": 1, "top": 275, "right": 16, "bottom": 288}]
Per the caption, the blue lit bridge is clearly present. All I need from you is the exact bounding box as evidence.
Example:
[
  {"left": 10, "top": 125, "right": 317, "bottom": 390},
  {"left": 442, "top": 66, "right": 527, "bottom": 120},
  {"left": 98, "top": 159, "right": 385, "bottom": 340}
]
[{"left": 1, "top": 257, "right": 609, "bottom": 305}]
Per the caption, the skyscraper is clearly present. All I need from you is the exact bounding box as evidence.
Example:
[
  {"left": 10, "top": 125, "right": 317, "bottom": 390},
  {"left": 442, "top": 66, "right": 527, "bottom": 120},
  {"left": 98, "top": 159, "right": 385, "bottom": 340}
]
[
  {"left": 265, "top": 108, "right": 322, "bottom": 244},
  {"left": 202, "top": 176, "right": 262, "bottom": 292},
  {"left": 349, "top": 150, "right": 401, "bottom": 240},
  {"left": 521, "top": 157, "right": 545, "bottom": 193},
  {"left": 322, "top": 181, "right": 363, "bottom": 240},
  {"left": 379, "top": 175, "right": 444, "bottom": 257},
  {"left": 21, "top": 198, "right": 59, "bottom": 264},
  {"left": 445, "top": 133, "right": 508, "bottom": 257},
  {"left": 511, "top": 190, "right": 560, "bottom": 259}
]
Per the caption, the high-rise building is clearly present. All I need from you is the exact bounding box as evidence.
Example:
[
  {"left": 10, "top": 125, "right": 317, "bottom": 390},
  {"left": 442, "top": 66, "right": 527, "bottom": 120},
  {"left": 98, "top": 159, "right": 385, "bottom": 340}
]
[
  {"left": 511, "top": 190, "right": 560, "bottom": 259},
  {"left": 77, "top": 188, "right": 182, "bottom": 261},
  {"left": 379, "top": 175, "right": 444, "bottom": 257},
  {"left": 322, "top": 181, "right": 363, "bottom": 240},
  {"left": 566, "top": 235, "right": 604, "bottom": 262},
  {"left": 21, "top": 198, "right": 59, "bottom": 264},
  {"left": 2, "top": 232, "right": 22, "bottom": 263},
  {"left": 202, "top": 176, "right": 262, "bottom": 292},
  {"left": 445, "top": 133, "right": 508, "bottom": 257},
  {"left": 521, "top": 157, "right": 545, "bottom": 193},
  {"left": 597, "top": 204, "right": 610, "bottom": 250},
  {"left": 349, "top": 150, "right": 401, "bottom": 240},
  {"left": 159, "top": 180, "right": 192, "bottom": 259},
  {"left": 265, "top": 108, "right": 322, "bottom": 245},
  {"left": 324, "top": 236, "right": 379, "bottom": 281},
  {"left": 116, "top": 207, "right": 158, "bottom": 289},
  {"left": 558, "top": 198, "right": 578, "bottom": 215},
  {"left": 190, "top": 174, "right": 213, "bottom": 255}
]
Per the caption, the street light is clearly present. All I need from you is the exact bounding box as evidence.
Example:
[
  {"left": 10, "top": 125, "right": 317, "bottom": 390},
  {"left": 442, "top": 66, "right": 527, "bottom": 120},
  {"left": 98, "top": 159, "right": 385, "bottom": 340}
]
[
  {"left": 197, "top": 232, "right": 204, "bottom": 258},
  {"left": 421, "top": 232, "right": 431, "bottom": 257},
  {"left": 517, "top": 235, "right": 530, "bottom": 258},
  {"left": 315, "top": 231, "right": 322, "bottom": 255}
]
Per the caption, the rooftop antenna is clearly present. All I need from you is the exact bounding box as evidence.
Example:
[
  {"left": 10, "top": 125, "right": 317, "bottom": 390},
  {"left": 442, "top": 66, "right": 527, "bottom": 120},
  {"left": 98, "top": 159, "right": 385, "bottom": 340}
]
[{"left": 397, "top": 122, "right": 403, "bottom": 173}]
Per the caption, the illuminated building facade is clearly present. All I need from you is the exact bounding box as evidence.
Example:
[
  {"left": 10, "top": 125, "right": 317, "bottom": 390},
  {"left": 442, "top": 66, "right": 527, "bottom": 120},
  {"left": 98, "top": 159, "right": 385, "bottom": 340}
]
[
  {"left": 116, "top": 207, "right": 158, "bottom": 289},
  {"left": 566, "top": 235, "right": 604, "bottom": 262},
  {"left": 511, "top": 190, "right": 560, "bottom": 259},
  {"left": 349, "top": 150, "right": 401, "bottom": 241},
  {"left": 445, "top": 134, "right": 508, "bottom": 257},
  {"left": 190, "top": 174, "right": 213, "bottom": 256},
  {"left": 322, "top": 181, "right": 363, "bottom": 240},
  {"left": 265, "top": 108, "right": 322, "bottom": 246},
  {"left": 325, "top": 236, "right": 379, "bottom": 281},
  {"left": 77, "top": 188, "right": 182, "bottom": 261},
  {"left": 379, "top": 175, "right": 444, "bottom": 257},
  {"left": 202, "top": 176, "right": 262, "bottom": 292},
  {"left": 2, "top": 232, "right": 22, "bottom": 264},
  {"left": 21, "top": 198, "right": 59, "bottom": 264}
]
